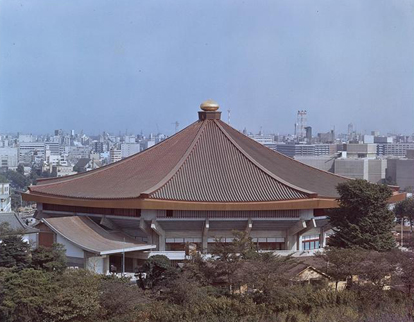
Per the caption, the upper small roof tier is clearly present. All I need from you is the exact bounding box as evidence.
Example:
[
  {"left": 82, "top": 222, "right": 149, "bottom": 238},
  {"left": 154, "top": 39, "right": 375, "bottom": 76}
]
[{"left": 28, "top": 101, "right": 350, "bottom": 203}]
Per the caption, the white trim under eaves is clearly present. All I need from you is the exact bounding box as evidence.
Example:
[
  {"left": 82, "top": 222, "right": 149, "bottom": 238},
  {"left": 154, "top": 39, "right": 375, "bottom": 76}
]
[{"left": 100, "top": 245, "right": 156, "bottom": 255}]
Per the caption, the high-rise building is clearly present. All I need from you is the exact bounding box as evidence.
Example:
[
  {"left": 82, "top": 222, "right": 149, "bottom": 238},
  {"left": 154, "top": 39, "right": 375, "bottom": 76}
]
[
  {"left": 109, "top": 148, "right": 122, "bottom": 163},
  {"left": 296, "top": 110, "right": 307, "bottom": 139}
]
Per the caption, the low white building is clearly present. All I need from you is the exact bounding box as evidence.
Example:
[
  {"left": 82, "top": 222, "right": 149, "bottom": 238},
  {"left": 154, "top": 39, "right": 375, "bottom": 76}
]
[
  {"left": 36, "top": 216, "right": 155, "bottom": 273},
  {"left": 0, "top": 148, "right": 19, "bottom": 168},
  {"left": 0, "top": 183, "right": 11, "bottom": 213},
  {"left": 0, "top": 212, "right": 39, "bottom": 245}
]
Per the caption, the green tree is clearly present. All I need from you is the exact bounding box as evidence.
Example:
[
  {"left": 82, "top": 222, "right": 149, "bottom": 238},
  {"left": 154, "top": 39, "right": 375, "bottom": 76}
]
[
  {"left": 210, "top": 231, "right": 258, "bottom": 293},
  {"left": 0, "top": 235, "right": 30, "bottom": 269},
  {"left": 357, "top": 251, "right": 396, "bottom": 292},
  {"left": 98, "top": 276, "right": 150, "bottom": 322},
  {"left": 31, "top": 243, "right": 67, "bottom": 273},
  {"left": 141, "top": 255, "right": 176, "bottom": 289},
  {"left": 16, "top": 164, "right": 24, "bottom": 176},
  {"left": 394, "top": 198, "right": 414, "bottom": 233},
  {"left": 392, "top": 250, "right": 414, "bottom": 297},
  {"left": 0, "top": 223, "right": 23, "bottom": 239},
  {"left": 5, "top": 170, "right": 29, "bottom": 190},
  {"left": 246, "top": 252, "right": 293, "bottom": 304},
  {"left": 0, "top": 174, "right": 8, "bottom": 184},
  {"left": 316, "top": 247, "right": 361, "bottom": 291},
  {"left": 0, "top": 268, "right": 54, "bottom": 322},
  {"left": 44, "top": 269, "right": 101, "bottom": 322},
  {"left": 328, "top": 179, "right": 395, "bottom": 251}
]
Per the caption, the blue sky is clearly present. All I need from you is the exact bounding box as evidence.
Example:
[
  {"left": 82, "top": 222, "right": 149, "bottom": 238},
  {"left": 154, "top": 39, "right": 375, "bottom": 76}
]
[{"left": 1, "top": 0, "right": 413, "bottom": 135}]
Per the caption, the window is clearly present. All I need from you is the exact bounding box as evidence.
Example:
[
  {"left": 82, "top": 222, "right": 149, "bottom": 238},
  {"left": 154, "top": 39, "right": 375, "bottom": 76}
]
[
  {"left": 252, "top": 237, "right": 285, "bottom": 250},
  {"left": 302, "top": 235, "right": 320, "bottom": 250},
  {"left": 165, "top": 237, "right": 201, "bottom": 251},
  {"left": 166, "top": 210, "right": 173, "bottom": 218}
]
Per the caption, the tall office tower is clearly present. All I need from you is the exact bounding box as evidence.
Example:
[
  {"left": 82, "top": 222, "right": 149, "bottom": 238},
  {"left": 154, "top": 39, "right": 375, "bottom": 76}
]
[
  {"left": 296, "top": 110, "right": 307, "bottom": 139},
  {"left": 348, "top": 123, "right": 353, "bottom": 135},
  {"left": 305, "top": 126, "right": 312, "bottom": 143}
]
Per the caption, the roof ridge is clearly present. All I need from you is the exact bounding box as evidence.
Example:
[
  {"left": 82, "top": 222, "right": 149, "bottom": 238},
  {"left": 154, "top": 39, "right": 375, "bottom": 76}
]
[
  {"left": 30, "top": 121, "right": 201, "bottom": 190},
  {"left": 219, "top": 121, "right": 351, "bottom": 183},
  {"left": 140, "top": 120, "right": 207, "bottom": 197},
  {"left": 214, "top": 120, "right": 317, "bottom": 197}
]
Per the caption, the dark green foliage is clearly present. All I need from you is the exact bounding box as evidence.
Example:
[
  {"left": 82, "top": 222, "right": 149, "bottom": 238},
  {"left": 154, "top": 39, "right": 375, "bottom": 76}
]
[
  {"left": 98, "top": 276, "right": 149, "bottom": 322},
  {"left": 328, "top": 179, "right": 396, "bottom": 251},
  {"left": 0, "top": 223, "right": 22, "bottom": 238},
  {"left": 392, "top": 250, "right": 414, "bottom": 297},
  {"left": 140, "top": 255, "right": 177, "bottom": 289},
  {"left": 16, "top": 165, "right": 24, "bottom": 175},
  {"left": 0, "top": 230, "right": 413, "bottom": 321},
  {"left": 316, "top": 248, "right": 361, "bottom": 290},
  {"left": 395, "top": 198, "right": 414, "bottom": 232},
  {"left": 4, "top": 170, "right": 29, "bottom": 190},
  {"left": 44, "top": 269, "right": 101, "bottom": 322},
  {"left": 0, "top": 235, "right": 30, "bottom": 269},
  {"left": 31, "top": 243, "right": 67, "bottom": 273},
  {"left": 0, "top": 268, "right": 54, "bottom": 322}
]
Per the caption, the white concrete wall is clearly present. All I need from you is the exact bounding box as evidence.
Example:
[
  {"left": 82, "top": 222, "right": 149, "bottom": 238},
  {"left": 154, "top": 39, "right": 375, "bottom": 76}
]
[
  {"left": 22, "top": 233, "right": 38, "bottom": 248},
  {"left": 56, "top": 235, "right": 84, "bottom": 258},
  {"left": 335, "top": 158, "right": 368, "bottom": 179}
]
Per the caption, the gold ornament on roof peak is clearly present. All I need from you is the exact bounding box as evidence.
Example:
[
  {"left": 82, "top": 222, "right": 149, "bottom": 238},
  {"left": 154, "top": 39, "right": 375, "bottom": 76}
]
[{"left": 200, "top": 99, "right": 219, "bottom": 111}]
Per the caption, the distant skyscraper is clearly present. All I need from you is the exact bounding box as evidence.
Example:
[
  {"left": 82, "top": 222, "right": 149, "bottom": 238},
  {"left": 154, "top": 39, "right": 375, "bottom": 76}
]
[
  {"left": 305, "top": 126, "right": 312, "bottom": 143},
  {"left": 296, "top": 110, "right": 307, "bottom": 139},
  {"left": 348, "top": 123, "right": 353, "bottom": 135}
]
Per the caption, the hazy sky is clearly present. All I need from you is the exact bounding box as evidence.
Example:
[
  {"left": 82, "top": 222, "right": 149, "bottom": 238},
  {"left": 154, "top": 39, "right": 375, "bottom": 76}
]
[{"left": 1, "top": 0, "right": 414, "bottom": 136}]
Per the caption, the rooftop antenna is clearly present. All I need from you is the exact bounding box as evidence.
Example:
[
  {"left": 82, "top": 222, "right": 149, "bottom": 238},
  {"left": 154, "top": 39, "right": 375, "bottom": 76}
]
[
  {"left": 171, "top": 121, "right": 179, "bottom": 133},
  {"left": 227, "top": 109, "right": 231, "bottom": 125}
]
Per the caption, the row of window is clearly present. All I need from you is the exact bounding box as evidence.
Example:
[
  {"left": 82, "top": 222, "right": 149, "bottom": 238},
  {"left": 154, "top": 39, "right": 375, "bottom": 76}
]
[
  {"left": 303, "top": 240, "right": 320, "bottom": 250},
  {"left": 165, "top": 237, "right": 286, "bottom": 244}
]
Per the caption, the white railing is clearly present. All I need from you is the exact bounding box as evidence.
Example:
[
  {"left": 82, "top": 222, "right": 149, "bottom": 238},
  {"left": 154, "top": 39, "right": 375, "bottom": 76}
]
[{"left": 145, "top": 251, "right": 186, "bottom": 260}]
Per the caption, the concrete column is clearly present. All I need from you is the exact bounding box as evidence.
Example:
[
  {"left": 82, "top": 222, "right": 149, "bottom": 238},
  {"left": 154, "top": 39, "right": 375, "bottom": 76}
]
[
  {"left": 202, "top": 219, "right": 209, "bottom": 254},
  {"left": 151, "top": 220, "right": 166, "bottom": 251},
  {"left": 103, "top": 255, "right": 110, "bottom": 275},
  {"left": 285, "top": 232, "right": 297, "bottom": 251},
  {"left": 245, "top": 218, "right": 252, "bottom": 234},
  {"left": 319, "top": 228, "right": 325, "bottom": 248},
  {"left": 139, "top": 219, "right": 153, "bottom": 244}
]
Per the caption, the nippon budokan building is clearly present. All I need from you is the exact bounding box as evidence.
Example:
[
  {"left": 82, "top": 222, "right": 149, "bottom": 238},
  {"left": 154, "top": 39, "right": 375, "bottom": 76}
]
[{"left": 23, "top": 100, "right": 404, "bottom": 274}]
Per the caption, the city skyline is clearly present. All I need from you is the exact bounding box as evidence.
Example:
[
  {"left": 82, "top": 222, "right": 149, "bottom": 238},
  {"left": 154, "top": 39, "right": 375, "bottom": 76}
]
[{"left": 1, "top": 0, "right": 414, "bottom": 135}]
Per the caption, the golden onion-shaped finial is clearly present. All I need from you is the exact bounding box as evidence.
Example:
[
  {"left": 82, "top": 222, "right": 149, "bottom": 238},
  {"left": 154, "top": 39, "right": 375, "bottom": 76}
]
[{"left": 200, "top": 99, "right": 219, "bottom": 111}]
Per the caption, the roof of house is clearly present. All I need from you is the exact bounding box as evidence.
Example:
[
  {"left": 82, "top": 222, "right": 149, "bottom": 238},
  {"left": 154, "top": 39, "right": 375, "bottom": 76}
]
[
  {"left": 0, "top": 212, "right": 39, "bottom": 234},
  {"left": 286, "top": 256, "right": 330, "bottom": 279},
  {"left": 41, "top": 216, "right": 155, "bottom": 255},
  {"left": 26, "top": 103, "right": 350, "bottom": 205},
  {"left": 74, "top": 158, "right": 91, "bottom": 169}
]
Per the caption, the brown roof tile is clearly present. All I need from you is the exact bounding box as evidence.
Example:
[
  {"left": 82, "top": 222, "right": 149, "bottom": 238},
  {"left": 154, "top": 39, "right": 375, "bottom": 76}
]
[
  {"left": 149, "top": 121, "right": 310, "bottom": 202},
  {"left": 29, "top": 113, "right": 349, "bottom": 202}
]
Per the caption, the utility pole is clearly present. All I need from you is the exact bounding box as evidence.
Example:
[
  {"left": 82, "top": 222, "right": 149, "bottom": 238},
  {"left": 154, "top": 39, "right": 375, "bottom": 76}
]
[{"left": 122, "top": 238, "right": 125, "bottom": 277}]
